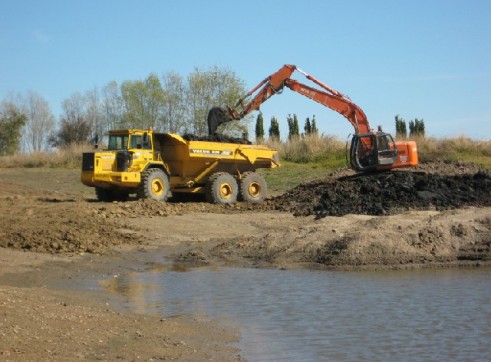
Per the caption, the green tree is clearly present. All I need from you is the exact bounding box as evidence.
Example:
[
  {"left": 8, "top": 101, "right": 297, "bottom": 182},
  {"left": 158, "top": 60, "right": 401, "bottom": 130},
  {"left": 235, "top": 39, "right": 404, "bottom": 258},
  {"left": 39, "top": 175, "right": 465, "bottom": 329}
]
[
  {"left": 186, "top": 66, "right": 247, "bottom": 136},
  {"left": 255, "top": 112, "right": 264, "bottom": 142},
  {"left": 269, "top": 116, "right": 280, "bottom": 140},
  {"left": 121, "top": 73, "right": 164, "bottom": 130},
  {"left": 395, "top": 115, "right": 407, "bottom": 139},
  {"left": 287, "top": 113, "right": 300, "bottom": 140},
  {"left": 304, "top": 116, "right": 312, "bottom": 135},
  {"left": 311, "top": 115, "right": 318, "bottom": 134},
  {"left": 0, "top": 102, "right": 27, "bottom": 155},
  {"left": 409, "top": 118, "right": 425, "bottom": 137}
]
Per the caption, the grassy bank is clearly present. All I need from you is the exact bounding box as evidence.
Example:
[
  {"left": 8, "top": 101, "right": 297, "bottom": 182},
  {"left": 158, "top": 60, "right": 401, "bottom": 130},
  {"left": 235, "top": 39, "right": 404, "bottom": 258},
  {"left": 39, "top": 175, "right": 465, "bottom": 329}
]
[{"left": 412, "top": 135, "right": 491, "bottom": 166}]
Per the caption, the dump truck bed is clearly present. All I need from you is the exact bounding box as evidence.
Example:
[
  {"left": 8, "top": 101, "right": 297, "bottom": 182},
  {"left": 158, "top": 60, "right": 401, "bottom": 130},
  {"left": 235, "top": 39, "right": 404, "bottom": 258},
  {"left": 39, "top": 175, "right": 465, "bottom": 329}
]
[{"left": 155, "top": 133, "right": 279, "bottom": 180}]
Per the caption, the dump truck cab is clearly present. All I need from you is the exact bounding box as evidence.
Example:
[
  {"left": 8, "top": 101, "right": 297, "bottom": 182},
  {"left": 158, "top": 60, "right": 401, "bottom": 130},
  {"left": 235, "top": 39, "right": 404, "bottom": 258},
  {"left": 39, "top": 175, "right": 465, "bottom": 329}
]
[
  {"left": 81, "top": 129, "right": 169, "bottom": 202},
  {"left": 82, "top": 129, "right": 279, "bottom": 204}
]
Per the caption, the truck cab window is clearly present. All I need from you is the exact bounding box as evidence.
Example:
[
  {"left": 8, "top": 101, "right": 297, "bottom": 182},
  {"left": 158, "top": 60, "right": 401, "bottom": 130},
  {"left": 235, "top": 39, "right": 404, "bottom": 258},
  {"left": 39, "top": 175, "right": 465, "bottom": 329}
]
[
  {"left": 130, "top": 135, "right": 152, "bottom": 150},
  {"left": 108, "top": 135, "right": 129, "bottom": 150}
]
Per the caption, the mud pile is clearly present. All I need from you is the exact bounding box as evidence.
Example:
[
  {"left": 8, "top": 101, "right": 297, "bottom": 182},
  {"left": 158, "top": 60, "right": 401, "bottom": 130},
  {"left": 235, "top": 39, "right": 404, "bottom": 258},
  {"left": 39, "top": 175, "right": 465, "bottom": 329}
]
[{"left": 268, "top": 169, "right": 491, "bottom": 218}]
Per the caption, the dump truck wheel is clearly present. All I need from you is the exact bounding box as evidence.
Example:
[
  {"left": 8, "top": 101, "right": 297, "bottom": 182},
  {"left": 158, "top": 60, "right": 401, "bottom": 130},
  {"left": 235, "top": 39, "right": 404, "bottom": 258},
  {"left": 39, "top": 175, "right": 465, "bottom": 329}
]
[
  {"left": 205, "top": 172, "right": 238, "bottom": 204},
  {"left": 95, "top": 187, "right": 113, "bottom": 202},
  {"left": 138, "top": 168, "right": 169, "bottom": 201},
  {"left": 239, "top": 172, "right": 267, "bottom": 203}
]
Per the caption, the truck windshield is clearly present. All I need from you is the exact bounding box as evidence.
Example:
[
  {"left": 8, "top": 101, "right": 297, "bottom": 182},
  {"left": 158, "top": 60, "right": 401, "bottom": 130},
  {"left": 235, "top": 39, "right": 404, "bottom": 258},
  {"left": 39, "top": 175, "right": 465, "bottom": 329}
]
[{"left": 107, "top": 134, "right": 129, "bottom": 150}]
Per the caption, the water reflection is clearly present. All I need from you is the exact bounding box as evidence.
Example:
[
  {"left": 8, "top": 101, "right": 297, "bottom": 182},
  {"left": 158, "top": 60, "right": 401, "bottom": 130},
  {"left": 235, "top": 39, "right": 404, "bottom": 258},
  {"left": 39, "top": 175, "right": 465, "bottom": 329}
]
[{"left": 99, "top": 265, "right": 491, "bottom": 361}]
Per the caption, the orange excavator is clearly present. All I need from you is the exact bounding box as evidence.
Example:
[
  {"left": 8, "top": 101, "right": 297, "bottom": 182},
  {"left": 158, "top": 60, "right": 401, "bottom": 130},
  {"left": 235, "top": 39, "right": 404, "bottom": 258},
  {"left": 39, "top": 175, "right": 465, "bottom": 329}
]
[{"left": 207, "top": 64, "right": 418, "bottom": 172}]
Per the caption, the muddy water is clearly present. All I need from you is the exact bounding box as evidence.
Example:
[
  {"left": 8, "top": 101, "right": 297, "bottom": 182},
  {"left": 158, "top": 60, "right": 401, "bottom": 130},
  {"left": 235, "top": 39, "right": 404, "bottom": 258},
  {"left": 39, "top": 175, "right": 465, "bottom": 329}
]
[{"left": 99, "top": 265, "right": 491, "bottom": 361}]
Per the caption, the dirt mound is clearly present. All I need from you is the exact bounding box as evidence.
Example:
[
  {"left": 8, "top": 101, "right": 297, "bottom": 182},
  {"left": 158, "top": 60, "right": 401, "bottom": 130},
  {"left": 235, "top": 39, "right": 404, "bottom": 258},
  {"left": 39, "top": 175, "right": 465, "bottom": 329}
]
[
  {"left": 0, "top": 179, "right": 251, "bottom": 255},
  {"left": 0, "top": 181, "right": 145, "bottom": 254},
  {"left": 266, "top": 167, "right": 491, "bottom": 218}
]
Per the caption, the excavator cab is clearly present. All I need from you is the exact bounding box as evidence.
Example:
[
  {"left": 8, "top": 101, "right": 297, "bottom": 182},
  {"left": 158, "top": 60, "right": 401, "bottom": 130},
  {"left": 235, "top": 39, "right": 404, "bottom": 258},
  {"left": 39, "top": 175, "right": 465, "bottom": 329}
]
[{"left": 350, "top": 132, "right": 398, "bottom": 172}]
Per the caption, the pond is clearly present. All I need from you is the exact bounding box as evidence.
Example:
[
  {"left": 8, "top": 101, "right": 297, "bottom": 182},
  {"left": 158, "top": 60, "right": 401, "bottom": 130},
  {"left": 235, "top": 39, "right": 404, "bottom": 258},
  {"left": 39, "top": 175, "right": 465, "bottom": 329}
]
[{"left": 98, "top": 264, "right": 491, "bottom": 361}]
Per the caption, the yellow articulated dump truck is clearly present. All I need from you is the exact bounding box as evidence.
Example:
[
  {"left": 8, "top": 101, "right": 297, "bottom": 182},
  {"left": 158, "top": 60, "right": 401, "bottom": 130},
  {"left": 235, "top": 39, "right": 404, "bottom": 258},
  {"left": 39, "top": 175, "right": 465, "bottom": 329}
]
[{"left": 81, "top": 129, "right": 279, "bottom": 204}]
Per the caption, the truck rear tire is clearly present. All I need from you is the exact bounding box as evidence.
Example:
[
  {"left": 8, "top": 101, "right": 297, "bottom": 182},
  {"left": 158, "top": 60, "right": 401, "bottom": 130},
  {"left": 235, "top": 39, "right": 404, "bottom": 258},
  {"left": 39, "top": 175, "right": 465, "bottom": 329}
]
[
  {"left": 239, "top": 172, "right": 267, "bottom": 203},
  {"left": 138, "top": 168, "right": 169, "bottom": 201},
  {"left": 205, "top": 172, "right": 238, "bottom": 204}
]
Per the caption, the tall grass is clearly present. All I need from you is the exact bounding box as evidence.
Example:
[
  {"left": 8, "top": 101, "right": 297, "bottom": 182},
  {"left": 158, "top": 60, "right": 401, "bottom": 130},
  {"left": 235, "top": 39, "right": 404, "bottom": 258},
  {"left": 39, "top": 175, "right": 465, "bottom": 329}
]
[
  {"left": 412, "top": 135, "right": 491, "bottom": 166},
  {"left": 0, "top": 144, "right": 88, "bottom": 168},
  {"left": 264, "top": 134, "right": 347, "bottom": 166},
  {"left": 264, "top": 134, "right": 491, "bottom": 169},
  {"left": 1, "top": 136, "right": 490, "bottom": 170}
]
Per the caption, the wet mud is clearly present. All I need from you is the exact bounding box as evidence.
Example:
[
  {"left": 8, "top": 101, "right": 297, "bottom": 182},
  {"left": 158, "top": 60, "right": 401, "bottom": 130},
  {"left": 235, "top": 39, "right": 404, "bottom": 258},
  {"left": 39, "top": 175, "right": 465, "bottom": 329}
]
[{"left": 268, "top": 169, "right": 491, "bottom": 218}]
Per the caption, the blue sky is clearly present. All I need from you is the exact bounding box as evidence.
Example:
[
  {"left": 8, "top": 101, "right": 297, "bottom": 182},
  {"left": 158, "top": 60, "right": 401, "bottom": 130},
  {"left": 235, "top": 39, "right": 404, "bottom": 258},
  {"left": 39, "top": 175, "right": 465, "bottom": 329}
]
[{"left": 1, "top": 0, "right": 490, "bottom": 139}]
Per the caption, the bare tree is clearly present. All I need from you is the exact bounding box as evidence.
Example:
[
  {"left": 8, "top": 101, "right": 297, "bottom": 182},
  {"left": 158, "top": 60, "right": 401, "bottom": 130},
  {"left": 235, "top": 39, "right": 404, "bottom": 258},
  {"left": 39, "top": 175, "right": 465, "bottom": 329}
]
[
  {"left": 54, "top": 92, "right": 92, "bottom": 146},
  {"left": 22, "top": 91, "right": 55, "bottom": 152},
  {"left": 161, "top": 71, "right": 186, "bottom": 133},
  {"left": 102, "top": 81, "right": 125, "bottom": 132},
  {"left": 85, "top": 87, "right": 104, "bottom": 142}
]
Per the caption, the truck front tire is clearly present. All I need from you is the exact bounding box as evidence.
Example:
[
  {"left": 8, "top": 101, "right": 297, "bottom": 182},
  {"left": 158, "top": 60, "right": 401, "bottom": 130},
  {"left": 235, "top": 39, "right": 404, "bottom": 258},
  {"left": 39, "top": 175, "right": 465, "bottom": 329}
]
[{"left": 138, "top": 168, "right": 170, "bottom": 201}]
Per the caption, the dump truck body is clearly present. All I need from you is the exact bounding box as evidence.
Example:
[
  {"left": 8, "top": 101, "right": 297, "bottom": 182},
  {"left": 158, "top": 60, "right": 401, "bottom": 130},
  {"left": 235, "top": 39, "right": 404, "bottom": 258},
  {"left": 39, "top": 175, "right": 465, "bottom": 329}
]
[{"left": 81, "top": 129, "right": 279, "bottom": 204}]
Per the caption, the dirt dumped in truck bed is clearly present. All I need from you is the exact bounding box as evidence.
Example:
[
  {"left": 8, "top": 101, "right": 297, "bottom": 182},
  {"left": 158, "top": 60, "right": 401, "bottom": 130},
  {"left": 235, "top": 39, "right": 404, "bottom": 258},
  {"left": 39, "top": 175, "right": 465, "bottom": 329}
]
[
  {"left": 182, "top": 133, "right": 251, "bottom": 144},
  {"left": 265, "top": 163, "right": 491, "bottom": 218}
]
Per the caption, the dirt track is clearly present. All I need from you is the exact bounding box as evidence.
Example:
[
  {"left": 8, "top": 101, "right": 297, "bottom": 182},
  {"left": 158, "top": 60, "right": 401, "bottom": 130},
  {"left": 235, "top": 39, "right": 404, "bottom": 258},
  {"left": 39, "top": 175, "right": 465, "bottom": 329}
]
[{"left": 0, "top": 162, "right": 490, "bottom": 359}]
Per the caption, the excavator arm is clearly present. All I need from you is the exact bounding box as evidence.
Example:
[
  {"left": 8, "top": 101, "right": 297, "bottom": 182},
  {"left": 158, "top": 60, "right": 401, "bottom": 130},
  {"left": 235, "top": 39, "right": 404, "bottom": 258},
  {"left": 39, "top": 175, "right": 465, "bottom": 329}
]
[
  {"left": 209, "top": 64, "right": 371, "bottom": 135},
  {"left": 207, "top": 64, "right": 418, "bottom": 172}
]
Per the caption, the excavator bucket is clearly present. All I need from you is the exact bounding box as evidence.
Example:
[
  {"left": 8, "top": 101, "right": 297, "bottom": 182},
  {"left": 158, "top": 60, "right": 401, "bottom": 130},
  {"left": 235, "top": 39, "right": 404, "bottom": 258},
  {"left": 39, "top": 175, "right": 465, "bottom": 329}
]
[{"left": 207, "top": 107, "right": 232, "bottom": 135}]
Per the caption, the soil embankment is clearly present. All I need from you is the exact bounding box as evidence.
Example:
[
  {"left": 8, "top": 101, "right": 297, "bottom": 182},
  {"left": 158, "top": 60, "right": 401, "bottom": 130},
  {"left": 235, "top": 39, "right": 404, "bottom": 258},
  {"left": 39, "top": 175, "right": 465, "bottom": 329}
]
[
  {"left": 0, "top": 161, "right": 490, "bottom": 359},
  {"left": 0, "top": 161, "right": 490, "bottom": 265}
]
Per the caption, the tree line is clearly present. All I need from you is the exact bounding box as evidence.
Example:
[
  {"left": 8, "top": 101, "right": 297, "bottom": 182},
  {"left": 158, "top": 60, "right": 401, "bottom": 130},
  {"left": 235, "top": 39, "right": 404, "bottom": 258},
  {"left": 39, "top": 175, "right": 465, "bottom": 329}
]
[
  {"left": 254, "top": 112, "right": 319, "bottom": 142},
  {"left": 257, "top": 113, "right": 426, "bottom": 142},
  {"left": 0, "top": 66, "right": 249, "bottom": 155},
  {"left": 0, "top": 64, "right": 427, "bottom": 156},
  {"left": 395, "top": 115, "right": 425, "bottom": 138}
]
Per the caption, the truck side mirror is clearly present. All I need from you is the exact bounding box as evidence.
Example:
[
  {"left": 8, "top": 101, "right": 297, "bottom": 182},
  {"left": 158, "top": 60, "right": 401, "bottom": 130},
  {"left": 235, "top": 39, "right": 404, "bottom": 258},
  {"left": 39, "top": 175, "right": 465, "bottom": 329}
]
[{"left": 94, "top": 134, "right": 99, "bottom": 149}]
